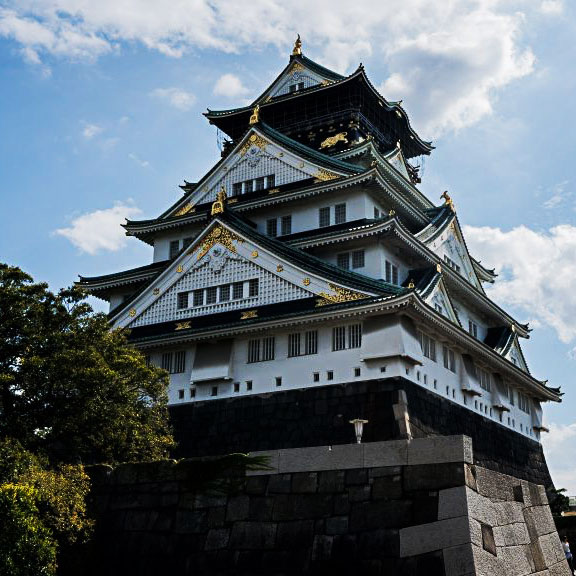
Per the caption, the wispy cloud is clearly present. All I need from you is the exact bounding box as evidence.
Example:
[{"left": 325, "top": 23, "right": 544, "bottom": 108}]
[
  {"left": 150, "top": 87, "right": 196, "bottom": 111},
  {"left": 213, "top": 73, "right": 250, "bottom": 99},
  {"left": 464, "top": 224, "right": 576, "bottom": 343},
  {"left": 540, "top": 0, "right": 563, "bottom": 15},
  {"left": 542, "top": 180, "right": 571, "bottom": 209},
  {"left": 54, "top": 201, "right": 141, "bottom": 255},
  {"left": 128, "top": 153, "right": 149, "bottom": 168},
  {"left": 82, "top": 122, "right": 103, "bottom": 140}
]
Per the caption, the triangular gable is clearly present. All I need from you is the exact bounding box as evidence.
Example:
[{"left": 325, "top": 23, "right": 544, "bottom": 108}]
[
  {"left": 112, "top": 218, "right": 376, "bottom": 329},
  {"left": 384, "top": 145, "right": 411, "bottom": 182},
  {"left": 423, "top": 276, "right": 460, "bottom": 325},
  {"left": 166, "top": 125, "right": 353, "bottom": 218},
  {"left": 505, "top": 334, "right": 530, "bottom": 373}
]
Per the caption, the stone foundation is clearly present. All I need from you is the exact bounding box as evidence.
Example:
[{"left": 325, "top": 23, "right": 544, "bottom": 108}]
[{"left": 76, "top": 435, "right": 569, "bottom": 576}]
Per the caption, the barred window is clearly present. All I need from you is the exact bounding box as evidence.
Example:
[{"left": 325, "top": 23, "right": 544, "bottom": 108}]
[
  {"left": 334, "top": 203, "right": 347, "bottom": 224},
  {"left": 419, "top": 332, "right": 437, "bottom": 362},
  {"left": 247, "top": 337, "right": 275, "bottom": 363},
  {"left": 337, "top": 253, "right": 350, "bottom": 269},
  {"left": 352, "top": 250, "right": 365, "bottom": 269},
  {"left": 443, "top": 346, "right": 456, "bottom": 372},
  {"left": 262, "top": 337, "right": 275, "bottom": 361},
  {"left": 249, "top": 279, "right": 259, "bottom": 297},
  {"left": 169, "top": 240, "right": 180, "bottom": 259},
  {"left": 468, "top": 320, "right": 478, "bottom": 338},
  {"left": 478, "top": 367, "right": 491, "bottom": 391},
  {"left": 385, "top": 261, "right": 399, "bottom": 285},
  {"left": 254, "top": 177, "right": 265, "bottom": 191},
  {"left": 348, "top": 324, "right": 362, "bottom": 349},
  {"left": 288, "top": 333, "right": 301, "bottom": 357},
  {"left": 281, "top": 215, "right": 292, "bottom": 235},
  {"left": 332, "top": 326, "right": 346, "bottom": 351},
  {"left": 444, "top": 255, "right": 461, "bottom": 274},
  {"left": 177, "top": 292, "right": 189, "bottom": 310},
  {"left": 518, "top": 393, "right": 530, "bottom": 414},
  {"left": 319, "top": 207, "right": 331, "bottom": 227},
  {"left": 161, "top": 352, "right": 173, "bottom": 372},
  {"left": 305, "top": 330, "right": 318, "bottom": 355},
  {"left": 247, "top": 339, "right": 260, "bottom": 363},
  {"left": 220, "top": 284, "right": 230, "bottom": 302},
  {"left": 206, "top": 286, "right": 218, "bottom": 304},
  {"left": 266, "top": 174, "right": 276, "bottom": 188},
  {"left": 193, "top": 289, "right": 204, "bottom": 307},
  {"left": 266, "top": 218, "right": 278, "bottom": 237},
  {"left": 174, "top": 351, "right": 186, "bottom": 374},
  {"left": 233, "top": 282, "right": 244, "bottom": 299}
]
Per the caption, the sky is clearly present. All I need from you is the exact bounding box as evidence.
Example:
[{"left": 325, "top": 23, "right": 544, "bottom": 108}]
[{"left": 1, "top": 0, "right": 575, "bottom": 491}]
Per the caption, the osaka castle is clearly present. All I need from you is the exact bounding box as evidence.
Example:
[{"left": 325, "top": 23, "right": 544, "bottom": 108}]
[{"left": 79, "top": 37, "right": 560, "bottom": 483}]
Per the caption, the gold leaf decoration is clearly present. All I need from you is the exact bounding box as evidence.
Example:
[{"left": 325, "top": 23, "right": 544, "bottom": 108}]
[
  {"left": 195, "top": 225, "right": 244, "bottom": 261},
  {"left": 291, "top": 62, "right": 305, "bottom": 73},
  {"left": 153, "top": 288, "right": 160, "bottom": 295},
  {"left": 317, "top": 283, "right": 369, "bottom": 304},
  {"left": 276, "top": 264, "right": 284, "bottom": 273},
  {"left": 303, "top": 277, "right": 311, "bottom": 286},
  {"left": 313, "top": 168, "right": 340, "bottom": 182},
  {"left": 177, "top": 265, "right": 183, "bottom": 273},
  {"left": 268, "top": 188, "right": 281, "bottom": 195},
  {"left": 173, "top": 203, "right": 195, "bottom": 217},
  {"left": 175, "top": 321, "right": 191, "bottom": 331},
  {"left": 320, "top": 132, "right": 348, "bottom": 149},
  {"left": 129, "top": 308, "right": 137, "bottom": 317},
  {"left": 239, "top": 133, "right": 268, "bottom": 157},
  {"left": 251, "top": 250, "right": 259, "bottom": 259},
  {"left": 240, "top": 310, "right": 258, "bottom": 320}
]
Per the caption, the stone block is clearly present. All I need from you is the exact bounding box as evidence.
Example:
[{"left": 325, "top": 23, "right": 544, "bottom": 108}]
[
  {"left": 412, "top": 493, "right": 440, "bottom": 525},
  {"left": 345, "top": 468, "right": 368, "bottom": 485},
  {"left": 348, "top": 485, "right": 371, "bottom": 503},
  {"left": 465, "top": 465, "right": 478, "bottom": 492},
  {"left": 318, "top": 470, "right": 345, "bottom": 493},
  {"left": 439, "top": 486, "right": 468, "bottom": 520},
  {"left": 407, "top": 435, "right": 473, "bottom": 466},
  {"left": 326, "top": 516, "right": 349, "bottom": 535},
  {"left": 443, "top": 544, "right": 475, "bottom": 576},
  {"left": 226, "top": 495, "right": 250, "bottom": 522},
  {"left": 372, "top": 474, "right": 403, "bottom": 500},
  {"left": 229, "top": 522, "right": 277, "bottom": 550},
  {"left": 368, "top": 465, "right": 402, "bottom": 478},
  {"left": 245, "top": 475, "right": 268, "bottom": 495},
  {"left": 267, "top": 473, "right": 292, "bottom": 494},
  {"left": 208, "top": 506, "right": 225, "bottom": 528},
  {"left": 272, "top": 494, "right": 333, "bottom": 521},
  {"left": 278, "top": 443, "right": 363, "bottom": 473},
  {"left": 174, "top": 510, "right": 208, "bottom": 534},
  {"left": 248, "top": 496, "right": 274, "bottom": 521},
  {"left": 123, "top": 510, "right": 149, "bottom": 531},
  {"left": 549, "top": 560, "right": 572, "bottom": 576},
  {"left": 276, "top": 519, "right": 314, "bottom": 549},
  {"left": 481, "top": 523, "right": 496, "bottom": 556},
  {"left": 357, "top": 528, "right": 399, "bottom": 558},
  {"left": 364, "top": 440, "right": 408, "bottom": 467},
  {"left": 311, "top": 535, "right": 333, "bottom": 561},
  {"left": 399, "top": 516, "right": 471, "bottom": 557},
  {"left": 204, "top": 528, "right": 230, "bottom": 551},
  {"left": 495, "top": 501, "right": 525, "bottom": 526},
  {"left": 292, "top": 472, "right": 318, "bottom": 493},
  {"left": 498, "top": 543, "right": 534, "bottom": 575},
  {"left": 539, "top": 533, "right": 566, "bottom": 566},
  {"left": 404, "top": 463, "right": 466, "bottom": 493},
  {"left": 466, "top": 488, "right": 498, "bottom": 527},
  {"left": 350, "top": 500, "right": 412, "bottom": 532},
  {"left": 528, "top": 505, "right": 557, "bottom": 536},
  {"left": 333, "top": 493, "right": 350, "bottom": 515},
  {"left": 474, "top": 467, "right": 517, "bottom": 502}
]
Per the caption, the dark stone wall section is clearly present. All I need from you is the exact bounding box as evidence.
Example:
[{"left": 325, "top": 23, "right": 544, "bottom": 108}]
[{"left": 169, "top": 377, "right": 552, "bottom": 487}]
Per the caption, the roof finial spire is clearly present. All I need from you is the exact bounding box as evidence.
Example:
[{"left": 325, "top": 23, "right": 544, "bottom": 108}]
[
  {"left": 441, "top": 190, "right": 455, "bottom": 211},
  {"left": 293, "top": 34, "right": 302, "bottom": 56},
  {"left": 211, "top": 186, "right": 227, "bottom": 216},
  {"left": 249, "top": 104, "right": 260, "bottom": 125}
]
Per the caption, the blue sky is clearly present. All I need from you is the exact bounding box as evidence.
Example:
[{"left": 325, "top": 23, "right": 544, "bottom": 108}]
[{"left": 1, "top": 0, "right": 575, "bottom": 490}]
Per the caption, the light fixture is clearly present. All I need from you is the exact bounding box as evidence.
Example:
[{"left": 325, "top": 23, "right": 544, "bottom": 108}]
[{"left": 349, "top": 418, "right": 369, "bottom": 444}]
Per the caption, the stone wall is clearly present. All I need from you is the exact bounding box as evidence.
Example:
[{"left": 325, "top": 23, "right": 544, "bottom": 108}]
[
  {"left": 170, "top": 377, "right": 553, "bottom": 487},
  {"left": 72, "top": 436, "right": 570, "bottom": 576}
]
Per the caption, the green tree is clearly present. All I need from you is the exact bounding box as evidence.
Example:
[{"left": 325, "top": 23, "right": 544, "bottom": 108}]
[{"left": 0, "top": 264, "right": 173, "bottom": 464}]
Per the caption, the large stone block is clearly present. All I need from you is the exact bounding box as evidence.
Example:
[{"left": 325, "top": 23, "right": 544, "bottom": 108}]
[
  {"left": 272, "top": 494, "right": 333, "bottom": 521},
  {"left": 439, "top": 486, "right": 468, "bottom": 520},
  {"left": 276, "top": 519, "right": 314, "bottom": 549},
  {"left": 350, "top": 500, "right": 412, "bottom": 532},
  {"left": 399, "top": 516, "right": 471, "bottom": 557},
  {"left": 372, "top": 473, "right": 403, "bottom": 500},
  {"left": 443, "top": 543, "right": 475, "bottom": 576},
  {"left": 292, "top": 472, "right": 318, "bottom": 493},
  {"left": 229, "top": 522, "right": 277, "bottom": 550},
  {"left": 278, "top": 444, "right": 363, "bottom": 473},
  {"left": 407, "top": 436, "right": 473, "bottom": 466},
  {"left": 226, "top": 495, "right": 250, "bottom": 522},
  {"left": 363, "top": 440, "right": 408, "bottom": 467},
  {"left": 318, "top": 470, "right": 345, "bottom": 493},
  {"left": 204, "top": 528, "right": 230, "bottom": 551},
  {"left": 357, "top": 528, "right": 399, "bottom": 558},
  {"left": 404, "top": 463, "right": 466, "bottom": 492}
]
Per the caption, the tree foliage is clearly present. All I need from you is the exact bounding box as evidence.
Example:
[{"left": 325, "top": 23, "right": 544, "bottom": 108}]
[{"left": 0, "top": 263, "right": 174, "bottom": 464}]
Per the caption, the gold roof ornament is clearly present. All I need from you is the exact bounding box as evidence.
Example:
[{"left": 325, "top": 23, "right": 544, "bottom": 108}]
[
  {"left": 441, "top": 190, "right": 455, "bottom": 211},
  {"left": 408, "top": 279, "right": 415, "bottom": 289},
  {"left": 388, "top": 209, "right": 396, "bottom": 217},
  {"left": 249, "top": 104, "right": 260, "bottom": 125},
  {"left": 292, "top": 34, "right": 302, "bottom": 56},
  {"left": 211, "top": 186, "right": 227, "bottom": 216}
]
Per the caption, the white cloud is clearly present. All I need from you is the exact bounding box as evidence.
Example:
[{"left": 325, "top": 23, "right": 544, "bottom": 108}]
[
  {"left": 128, "top": 153, "right": 149, "bottom": 168},
  {"left": 82, "top": 122, "right": 103, "bottom": 140},
  {"left": 0, "top": 1, "right": 556, "bottom": 136},
  {"left": 213, "top": 73, "right": 250, "bottom": 99},
  {"left": 54, "top": 201, "right": 141, "bottom": 255},
  {"left": 542, "top": 422, "right": 576, "bottom": 493},
  {"left": 150, "top": 87, "right": 196, "bottom": 111},
  {"left": 464, "top": 224, "right": 576, "bottom": 343},
  {"left": 543, "top": 180, "right": 571, "bottom": 209}
]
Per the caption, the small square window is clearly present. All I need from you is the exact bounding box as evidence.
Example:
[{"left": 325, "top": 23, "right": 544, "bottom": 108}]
[
  {"left": 232, "top": 282, "right": 244, "bottom": 299},
  {"left": 281, "top": 215, "right": 292, "bottom": 236},
  {"left": 334, "top": 203, "right": 347, "bottom": 224},
  {"left": 319, "top": 207, "right": 331, "bottom": 227},
  {"left": 249, "top": 279, "right": 259, "bottom": 297},
  {"left": 169, "top": 240, "right": 180, "bottom": 259},
  {"left": 206, "top": 286, "right": 217, "bottom": 304},
  {"left": 211, "top": 386, "right": 218, "bottom": 397},
  {"left": 327, "top": 370, "right": 334, "bottom": 381},
  {"left": 266, "top": 218, "right": 278, "bottom": 237},
  {"left": 354, "top": 367, "right": 361, "bottom": 377},
  {"left": 234, "top": 382, "right": 240, "bottom": 393},
  {"left": 352, "top": 250, "right": 365, "bottom": 269},
  {"left": 193, "top": 289, "right": 204, "bottom": 307},
  {"left": 313, "top": 372, "right": 320, "bottom": 382},
  {"left": 246, "top": 380, "right": 253, "bottom": 391},
  {"left": 337, "top": 253, "right": 350, "bottom": 269},
  {"left": 275, "top": 377, "right": 282, "bottom": 387},
  {"left": 380, "top": 366, "right": 386, "bottom": 373},
  {"left": 178, "top": 389, "right": 184, "bottom": 400},
  {"left": 189, "top": 388, "right": 196, "bottom": 398}
]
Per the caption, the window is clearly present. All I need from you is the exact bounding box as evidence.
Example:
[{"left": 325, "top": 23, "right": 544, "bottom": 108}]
[
  {"left": 477, "top": 367, "right": 491, "bottom": 391},
  {"left": 444, "top": 255, "right": 461, "bottom": 274},
  {"left": 220, "top": 284, "right": 230, "bottom": 302},
  {"left": 246, "top": 381, "right": 253, "bottom": 391},
  {"left": 275, "top": 377, "right": 282, "bottom": 387},
  {"left": 313, "top": 372, "right": 320, "bottom": 382},
  {"left": 178, "top": 389, "right": 184, "bottom": 400},
  {"left": 518, "top": 393, "right": 530, "bottom": 414},
  {"left": 288, "top": 330, "right": 318, "bottom": 357},
  {"left": 233, "top": 282, "right": 244, "bottom": 299},
  {"left": 266, "top": 218, "right": 278, "bottom": 237},
  {"left": 169, "top": 240, "right": 180, "bottom": 259},
  {"left": 419, "top": 332, "right": 437, "bottom": 362},
  {"left": 211, "top": 386, "right": 218, "bottom": 397},
  {"left": 161, "top": 352, "right": 173, "bottom": 373},
  {"left": 352, "top": 250, "right": 365, "bottom": 269},
  {"left": 332, "top": 324, "right": 362, "bottom": 351},
  {"left": 281, "top": 215, "right": 292, "bottom": 235},
  {"left": 327, "top": 370, "right": 334, "bottom": 380},
  {"left": 234, "top": 382, "right": 240, "bottom": 393},
  {"left": 508, "top": 385, "right": 515, "bottom": 406},
  {"left": 232, "top": 175, "right": 275, "bottom": 195},
  {"left": 385, "top": 261, "right": 399, "bottom": 285},
  {"left": 182, "top": 237, "right": 193, "bottom": 249},
  {"left": 443, "top": 346, "right": 456, "bottom": 372},
  {"left": 190, "top": 388, "right": 196, "bottom": 398},
  {"left": 177, "top": 292, "right": 189, "bottom": 310},
  {"left": 334, "top": 203, "right": 347, "bottom": 224},
  {"left": 337, "top": 253, "right": 350, "bottom": 269},
  {"left": 249, "top": 279, "right": 259, "bottom": 297},
  {"left": 206, "top": 286, "right": 218, "bottom": 304},
  {"left": 354, "top": 367, "right": 361, "bottom": 377},
  {"left": 174, "top": 351, "right": 186, "bottom": 374},
  {"left": 468, "top": 320, "right": 478, "bottom": 338},
  {"left": 254, "top": 177, "right": 265, "bottom": 191},
  {"left": 289, "top": 81, "right": 305, "bottom": 92},
  {"left": 374, "top": 207, "right": 380, "bottom": 219},
  {"left": 266, "top": 174, "right": 276, "bottom": 188},
  {"left": 232, "top": 182, "right": 243, "bottom": 196},
  {"left": 319, "top": 207, "right": 331, "bottom": 227},
  {"left": 193, "top": 289, "right": 204, "bottom": 306},
  {"left": 247, "top": 337, "right": 275, "bottom": 363}
]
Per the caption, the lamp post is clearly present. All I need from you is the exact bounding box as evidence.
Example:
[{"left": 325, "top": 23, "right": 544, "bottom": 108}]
[{"left": 349, "top": 419, "right": 369, "bottom": 444}]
